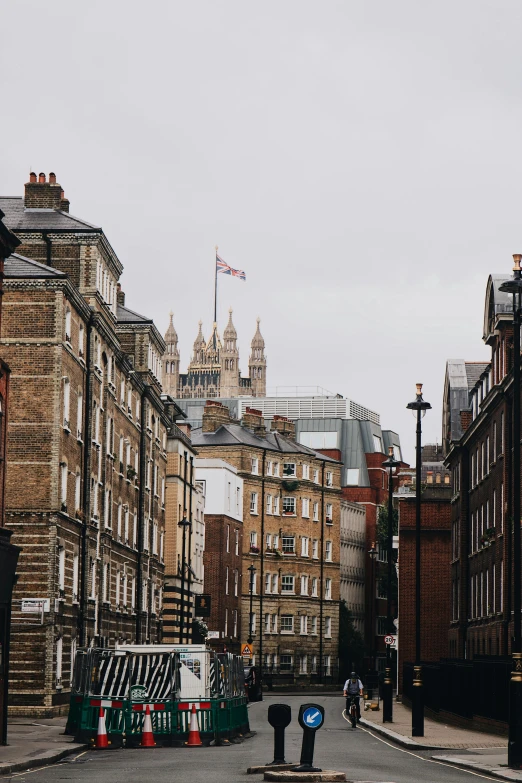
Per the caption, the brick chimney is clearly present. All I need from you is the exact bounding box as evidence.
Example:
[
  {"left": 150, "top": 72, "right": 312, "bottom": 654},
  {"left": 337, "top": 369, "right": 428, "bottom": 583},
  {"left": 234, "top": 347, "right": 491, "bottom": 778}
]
[
  {"left": 176, "top": 421, "right": 192, "bottom": 438},
  {"left": 116, "top": 283, "right": 125, "bottom": 306},
  {"left": 241, "top": 407, "right": 266, "bottom": 435},
  {"left": 24, "top": 172, "right": 69, "bottom": 211},
  {"left": 270, "top": 415, "right": 296, "bottom": 439},
  {"left": 460, "top": 409, "right": 472, "bottom": 433},
  {"left": 202, "top": 400, "right": 231, "bottom": 433}
]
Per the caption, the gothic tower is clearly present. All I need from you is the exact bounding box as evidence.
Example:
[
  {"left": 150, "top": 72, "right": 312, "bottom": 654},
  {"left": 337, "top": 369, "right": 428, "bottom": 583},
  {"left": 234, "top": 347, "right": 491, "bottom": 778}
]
[
  {"left": 162, "top": 311, "right": 180, "bottom": 397},
  {"left": 249, "top": 317, "right": 266, "bottom": 397},
  {"left": 220, "top": 308, "right": 240, "bottom": 397}
]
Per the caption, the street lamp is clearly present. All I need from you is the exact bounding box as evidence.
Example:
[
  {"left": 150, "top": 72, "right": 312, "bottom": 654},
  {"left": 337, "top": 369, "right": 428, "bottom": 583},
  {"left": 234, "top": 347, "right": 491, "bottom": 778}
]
[
  {"left": 178, "top": 517, "right": 192, "bottom": 644},
  {"left": 247, "top": 562, "right": 256, "bottom": 647},
  {"left": 406, "top": 383, "right": 431, "bottom": 737},
  {"left": 499, "top": 255, "right": 522, "bottom": 769},
  {"left": 368, "top": 542, "right": 377, "bottom": 694},
  {"left": 382, "top": 446, "right": 401, "bottom": 723}
]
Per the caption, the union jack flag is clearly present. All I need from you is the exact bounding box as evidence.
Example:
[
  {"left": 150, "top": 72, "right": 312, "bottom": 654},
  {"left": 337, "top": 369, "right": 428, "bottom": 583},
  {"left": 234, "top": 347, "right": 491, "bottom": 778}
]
[{"left": 216, "top": 253, "right": 246, "bottom": 281}]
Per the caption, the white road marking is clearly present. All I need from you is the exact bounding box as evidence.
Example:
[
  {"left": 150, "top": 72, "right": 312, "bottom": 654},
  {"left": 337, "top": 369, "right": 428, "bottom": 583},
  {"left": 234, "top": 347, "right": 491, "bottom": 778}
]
[
  {"left": 11, "top": 749, "right": 89, "bottom": 777},
  {"left": 341, "top": 710, "right": 500, "bottom": 782}
]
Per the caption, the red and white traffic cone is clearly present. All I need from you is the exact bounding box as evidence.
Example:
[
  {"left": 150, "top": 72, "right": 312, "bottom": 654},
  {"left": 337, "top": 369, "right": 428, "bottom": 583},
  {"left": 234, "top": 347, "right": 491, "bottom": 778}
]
[
  {"left": 95, "top": 707, "right": 109, "bottom": 749},
  {"left": 185, "top": 703, "right": 202, "bottom": 747},
  {"left": 140, "top": 704, "right": 156, "bottom": 747}
]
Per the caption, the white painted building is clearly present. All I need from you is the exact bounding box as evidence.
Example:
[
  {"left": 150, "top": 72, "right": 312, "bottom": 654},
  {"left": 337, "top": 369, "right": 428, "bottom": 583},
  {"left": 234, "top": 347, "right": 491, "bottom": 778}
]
[{"left": 195, "top": 458, "right": 243, "bottom": 521}]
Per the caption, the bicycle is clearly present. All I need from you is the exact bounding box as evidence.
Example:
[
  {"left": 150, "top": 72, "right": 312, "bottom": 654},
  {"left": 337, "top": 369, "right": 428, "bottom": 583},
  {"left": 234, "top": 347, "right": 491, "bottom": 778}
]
[{"left": 346, "top": 695, "right": 358, "bottom": 728}]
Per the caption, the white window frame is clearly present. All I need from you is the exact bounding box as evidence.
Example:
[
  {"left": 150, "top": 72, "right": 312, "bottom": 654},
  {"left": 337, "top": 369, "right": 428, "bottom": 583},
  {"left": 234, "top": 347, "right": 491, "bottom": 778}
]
[
  {"left": 283, "top": 462, "right": 296, "bottom": 477},
  {"left": 281, "top": 575, "right": 295, "bottom": 593}
]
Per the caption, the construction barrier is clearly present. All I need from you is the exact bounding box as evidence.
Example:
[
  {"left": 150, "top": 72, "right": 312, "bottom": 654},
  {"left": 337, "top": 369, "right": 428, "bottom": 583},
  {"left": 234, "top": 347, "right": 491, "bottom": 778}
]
[{"left": 67, "top": 645, "right": 249, "bottom": 747}]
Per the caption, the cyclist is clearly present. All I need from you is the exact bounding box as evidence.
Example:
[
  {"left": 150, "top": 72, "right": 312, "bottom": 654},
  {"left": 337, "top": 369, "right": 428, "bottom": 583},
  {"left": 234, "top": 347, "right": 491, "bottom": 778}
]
[{"left": 343, "top": 672, "right": 364, "bottom": 723}]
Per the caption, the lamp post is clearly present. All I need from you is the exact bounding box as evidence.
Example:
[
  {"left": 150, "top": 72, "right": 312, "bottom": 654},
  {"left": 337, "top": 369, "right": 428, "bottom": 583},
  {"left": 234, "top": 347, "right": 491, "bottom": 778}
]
[
  {"left": 406, "top": 383, "right": 431, "bottom": 737},
  {"left": 499, "top": 255, "right": 522, "bottom": 768},
  {"left": 247, "top": 563, "right": 256, "bottom": 650},
  {"left": 382, "top": 446, "right": 401, "bottom": 723},
  {"left": 368, "top": 542, "right": 377, "bottom": 696},
  {"left": 178, "top": 517, "right": 191, "bottom": 644}
]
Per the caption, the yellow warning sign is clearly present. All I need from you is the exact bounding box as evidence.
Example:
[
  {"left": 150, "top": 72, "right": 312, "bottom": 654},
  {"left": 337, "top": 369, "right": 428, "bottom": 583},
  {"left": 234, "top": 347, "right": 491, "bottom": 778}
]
[{"left": 241, "top": 643, "right": 253, "bottom": 657}]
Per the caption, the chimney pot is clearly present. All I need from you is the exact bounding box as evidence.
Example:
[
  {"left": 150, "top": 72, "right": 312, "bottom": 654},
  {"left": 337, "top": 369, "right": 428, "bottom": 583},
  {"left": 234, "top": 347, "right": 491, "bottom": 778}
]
[
  {"left": 29, "top": 172, "right": 37, "bottom": 183},
  {"left": 49, "top": 172, "right": 56, "bottom": 184},
  {"left": 38, "top": 173, "right": 46, "bottom": 183}
]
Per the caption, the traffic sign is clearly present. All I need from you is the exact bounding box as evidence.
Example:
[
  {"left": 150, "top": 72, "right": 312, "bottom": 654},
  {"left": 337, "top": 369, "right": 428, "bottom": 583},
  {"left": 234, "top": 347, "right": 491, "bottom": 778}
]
[
  {"left": 241, "top": 643, "right": 253, "bottom": 657},
  {"left": 385, "top": 634, "right": 397, "bottom": 646},
  {"left": 296, "top": 703, "right": 325, "bottom": 773},
  {"left": 298, "top": 703, "right": 325, "bottom": 731}
]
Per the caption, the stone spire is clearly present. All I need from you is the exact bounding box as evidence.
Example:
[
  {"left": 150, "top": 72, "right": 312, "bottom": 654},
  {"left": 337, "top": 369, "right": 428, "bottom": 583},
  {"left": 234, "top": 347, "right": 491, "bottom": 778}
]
[
  {"left": 162, "top": 311, "right": 180, "bottom": 397},
  {"left": 192, "top": 320, "right": 206, "bottom": 362},
  {"left": 220, "top": 307, "right": 240, "bottom": 397},
  {"left": 249, "top": 317, "right": 266, "bottom": 397}
]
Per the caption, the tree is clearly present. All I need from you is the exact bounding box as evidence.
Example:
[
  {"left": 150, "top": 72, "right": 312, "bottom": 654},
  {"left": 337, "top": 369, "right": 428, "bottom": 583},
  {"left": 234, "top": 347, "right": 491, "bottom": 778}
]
[
  {"left": 376, "top": 503, "right": 398, "bottom": 607},
  {"left": 338, "top": 600, "right": 366, "bottom": 682}
]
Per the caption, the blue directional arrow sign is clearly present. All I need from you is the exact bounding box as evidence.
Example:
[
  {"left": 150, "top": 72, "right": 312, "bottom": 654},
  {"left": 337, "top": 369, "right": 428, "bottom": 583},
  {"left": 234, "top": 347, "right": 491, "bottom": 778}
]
[{"left": 303, "top": 707, "right": 323, "bottom": 729}]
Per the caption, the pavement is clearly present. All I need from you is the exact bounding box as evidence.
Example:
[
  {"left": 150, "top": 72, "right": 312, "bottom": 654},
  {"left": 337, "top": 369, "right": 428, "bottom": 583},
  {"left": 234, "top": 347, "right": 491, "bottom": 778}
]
[
  {"left": 0, "top": 717, "right": 85, "bottom": 775},
  {"left": 1, "top": 695, "right": 522, "bottom": 782}
]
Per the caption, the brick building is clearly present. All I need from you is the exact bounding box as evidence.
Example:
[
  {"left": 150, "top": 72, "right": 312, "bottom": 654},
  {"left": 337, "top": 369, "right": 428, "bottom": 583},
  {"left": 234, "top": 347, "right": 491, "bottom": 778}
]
[
  {"left": 0, "top": 173, "right": 169, "bottom": 714},
  {"left": 195, "top": 457, "right": 243, "bottom": 653},
  {"left": 192, "top": 401, "right": 342, "bottom": 683},
  {"left": 175, "top": 392, "right": 407, "bottom": 671},
  {"left": 443, "top": 271, "right": 518, "bottom": 660},
  {"left": 162, "top": 412, "right": 205, "bottom": 644},
  {"left": 0, "top": 210, "right": 21, "bottom": 742},
  {"left": 397, "top": 484, "right": 452, "bottom": 692}
]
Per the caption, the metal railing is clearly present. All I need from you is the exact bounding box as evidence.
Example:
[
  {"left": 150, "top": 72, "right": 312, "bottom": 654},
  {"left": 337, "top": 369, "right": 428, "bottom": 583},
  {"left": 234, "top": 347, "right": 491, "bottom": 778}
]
[{"left": 403, "top": 657, "right": 512, "bottom": 722}]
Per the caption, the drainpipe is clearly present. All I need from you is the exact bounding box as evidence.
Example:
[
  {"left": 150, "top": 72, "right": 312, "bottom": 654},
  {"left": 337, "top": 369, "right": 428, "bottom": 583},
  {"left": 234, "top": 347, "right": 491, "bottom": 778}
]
[
  {"left": 78, "top": 312, "right": 93, "bottom": 647},
  {"left": 319, "top": 461, "right": 325, "bottom": 683},
  {"left": 136, "top": 387, "right": 149, "bottom": 642},
  {"left": 187, "top": 456, "right": 194, "bottom": 643},
  {"left": 259, "top": 449, "right": 266, "bottom": 695},
  {"left": 42, "top": 231, "right": 52, "bottom": 266}
]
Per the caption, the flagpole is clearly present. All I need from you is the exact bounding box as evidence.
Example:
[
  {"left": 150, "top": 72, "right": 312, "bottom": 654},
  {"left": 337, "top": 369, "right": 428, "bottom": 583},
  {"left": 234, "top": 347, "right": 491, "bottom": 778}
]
[{"left": 214, "top": 245, "right": 218, "bottom": 324}]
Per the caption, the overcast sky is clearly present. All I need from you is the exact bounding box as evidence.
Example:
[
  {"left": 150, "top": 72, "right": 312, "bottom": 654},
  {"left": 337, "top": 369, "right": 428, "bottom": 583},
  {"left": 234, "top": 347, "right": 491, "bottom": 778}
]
[{"left": 3, "top": 1, "right": 522, "bottom": 462}]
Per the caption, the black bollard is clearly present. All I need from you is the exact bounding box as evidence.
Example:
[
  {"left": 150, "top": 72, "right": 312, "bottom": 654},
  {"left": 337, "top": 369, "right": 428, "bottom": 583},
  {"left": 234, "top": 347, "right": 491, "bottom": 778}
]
[
  {"left": 295, "top": 703, "right": 325, "bottom": 773},
  {"left": 267, "top": 704, "right": 291, "bottom": 765}
]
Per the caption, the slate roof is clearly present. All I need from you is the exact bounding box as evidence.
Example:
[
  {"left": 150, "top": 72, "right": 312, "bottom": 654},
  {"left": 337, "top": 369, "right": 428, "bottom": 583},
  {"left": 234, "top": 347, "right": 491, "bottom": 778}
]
[
  {"left": 5, "top": 253, "right": 66, "bottom": 279},
  {"left": 465, "top": 362, "right": 490, "bottom": 390},
  {"left": 191, "top": 423, "right": 339, "bottom": 462},
  {"left": 0, "top": 198, "right": 100, "bottom": 232},
  {"left": 117, "top": 304, "right": 153, "bottom": 324}
]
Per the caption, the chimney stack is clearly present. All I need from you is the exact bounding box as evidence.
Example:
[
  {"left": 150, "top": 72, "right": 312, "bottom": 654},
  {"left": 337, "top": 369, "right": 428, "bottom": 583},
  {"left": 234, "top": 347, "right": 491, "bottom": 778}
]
[
  {"left": 270, "top": 415, "right": 296, "bottom": 439},
  {"left": 202, "top": 400, "right": 231, "bottom": 433},
  {"left": 460, "top": 409, "right": 472, "bottom": 434},
  {"left": 242, "top": 407, "right": 266, "bottom": 435},
  {"left": 176, "top": 422, "right": 192, "bottom": 438},
  {"left": 116, "top": 283, "right": 125, "bottom": 306},
  {"left": 24, "top": 172, "right": 66, "bottom": 210}
]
